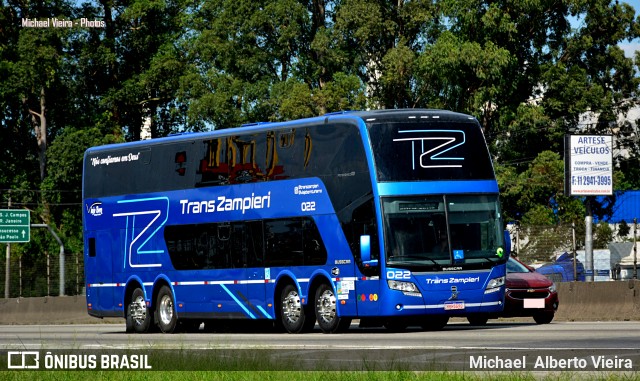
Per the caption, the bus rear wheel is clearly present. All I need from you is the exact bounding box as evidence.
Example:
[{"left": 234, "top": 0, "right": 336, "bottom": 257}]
[
  {"left": 126, "top": 287, "right": 152, "bottom": 333},
  {"left": 156, "top": 285, "right": 178, "bottom": 333},
  {"left": 315, "top": 283, "right": 350, "bottom": 333},
  {"left": 279, "top": 284, "right": 312, "bottom": 333}
]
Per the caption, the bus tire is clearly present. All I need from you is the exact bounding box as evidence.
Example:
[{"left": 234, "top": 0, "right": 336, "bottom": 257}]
[
  {"left": 126, "top": 287, "right": 152, "bottom": 333},
  {"left": 315, "top": 283, "right": 350, "bottom": 333},
  {"left": 156, "top": 285, "right": 178, "bottom": 333},
  {"left": 279, "top": 284, "right": 308, "bottom": 333}
]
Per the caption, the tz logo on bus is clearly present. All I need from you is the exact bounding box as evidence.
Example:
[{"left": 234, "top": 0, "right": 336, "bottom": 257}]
[
  {"left": 393, "top": 129, "right": 466, "bottom": 169},
  {"left": 113, "top": 197, "right": 168, "bottom": 269}
]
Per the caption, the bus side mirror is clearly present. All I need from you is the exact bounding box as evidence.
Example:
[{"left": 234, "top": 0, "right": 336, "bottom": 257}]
[
  {"left": 360, "top": 235, "right": 378, "bottom": 268},
  {"left": 503, "top": 230, "right": 511, "bottom": 257}
]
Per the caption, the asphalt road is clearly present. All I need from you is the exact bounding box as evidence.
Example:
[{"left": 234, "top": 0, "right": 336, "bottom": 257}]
[
  {"left": 0, "top": 320, "right": 638, "bottom": 350},
  {"left": 2, "top": 321, "right": 639, "bottom": 371}
]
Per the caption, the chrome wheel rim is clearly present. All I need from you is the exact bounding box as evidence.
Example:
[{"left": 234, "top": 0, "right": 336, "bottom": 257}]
[
  {"left": 282, "top": 290, "right": 301, "bottom": 324},
  {"left": 317, "top": 289, "right": 336, "bottom": 323},
  {"left": 129, "top": 295, "right": 147, "bottom": 326},
  {"left": 159, "top": 294, "right": 174, "bottom": 325}
]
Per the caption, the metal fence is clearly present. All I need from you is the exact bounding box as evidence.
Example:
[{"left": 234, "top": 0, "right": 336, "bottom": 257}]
[
  {"left": 511, "top": 221, "right": 637, "bottom": 260},
  {"left": 510, "top": 224, "right": 576, "bottom": 264},
  {"left": 509, "top": 220, "right": 639, "bottom": 282},
  {"left": 0, "top": 249, "right": 84, "bottom": 298}
]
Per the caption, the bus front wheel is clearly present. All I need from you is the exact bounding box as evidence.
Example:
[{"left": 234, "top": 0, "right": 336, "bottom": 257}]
[
  {"left": 279, "top": 284, "right": 311, "bottom": 333},
  {"left": 315, "top": 283, "right": 351, "bottom": 333},
  {"left": 156, "top": 285, "right": 178, "bottom": 333},
  {"left": 126, "top": 287, "right": 152, "bottom": 333}
]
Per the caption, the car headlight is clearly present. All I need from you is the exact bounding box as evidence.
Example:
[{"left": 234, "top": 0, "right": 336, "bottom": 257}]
[
  {"left": 484, "top": 276, "right": 505, "bottom": 294},
  {"left": 549, "top": 282, "right": 557, "bottom": 293},
  {"left": 387, "top": 280, "right": 422, "bottom": 296}
]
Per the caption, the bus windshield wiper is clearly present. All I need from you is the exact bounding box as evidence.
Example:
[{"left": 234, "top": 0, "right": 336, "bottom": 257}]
[{"left": 389, "top": 254, "right": 441, "bottom": 267}]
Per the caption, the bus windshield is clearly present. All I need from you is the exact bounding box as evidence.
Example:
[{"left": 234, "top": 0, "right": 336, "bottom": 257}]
[
  {"left": 383, "top": 195, "right": 505, "bottom": 270},
  {"left": 367, "top": 120, "right": 494, "bottom": 182}
]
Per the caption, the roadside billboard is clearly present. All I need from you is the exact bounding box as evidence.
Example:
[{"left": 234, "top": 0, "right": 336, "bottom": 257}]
[{"left": 564, "top": 135, "right": 613, "bottom": 196}]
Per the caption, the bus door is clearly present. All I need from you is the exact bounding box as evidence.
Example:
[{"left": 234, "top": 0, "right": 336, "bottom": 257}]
[
  {"left": 355, "top": 268, "right": 381, "bottom": 316},
  {"left": 215, "top": 222, "right": 266, "bottom": 320},
  {"left": 354, "top": 234, "right": 382, "bottom": 317}
]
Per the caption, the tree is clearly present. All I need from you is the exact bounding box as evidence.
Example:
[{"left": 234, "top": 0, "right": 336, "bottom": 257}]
[
  {"left": 3, "top": 4, "right": 52, "bottom": 182},
  {"left": 1, "top": 1, "right": 75, "bottom": 224},
  {"left": 618, "top": 220, "right": 630, "bottom": 239},
  {"left": 498, "top": 150, "right": 586, "bottom": 225},
  {"left": 332, "top": 0, "right": 441, "bottom": 108},
  {"left": 89, "top": 0, "right": 190, "bottom": 139},
  {"left": 594, "top": 221, "right": 613, "bottom": 249},
  {"left": 443, "top": 0, "right": 640, "bottom": 227},
  {"left": 42, "top": 128, "right": 122, "bottom": 255}
]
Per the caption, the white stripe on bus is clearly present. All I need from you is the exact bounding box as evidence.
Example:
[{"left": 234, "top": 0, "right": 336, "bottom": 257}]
[
  {"left": 87, "top": 276, "right": 378, "bottom": 288},
  {"left": 403, "top": 301, "right": 502, "bottom": 310}
]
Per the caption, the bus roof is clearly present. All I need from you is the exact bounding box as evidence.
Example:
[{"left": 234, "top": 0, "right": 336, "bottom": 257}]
[{"left": 85, "top": 109, "right": 477, "bottom": 155}]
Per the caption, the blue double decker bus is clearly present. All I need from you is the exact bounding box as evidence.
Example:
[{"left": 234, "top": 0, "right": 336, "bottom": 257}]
[{"left": 82, "top": 109, "right": 508, "bottom": 333}]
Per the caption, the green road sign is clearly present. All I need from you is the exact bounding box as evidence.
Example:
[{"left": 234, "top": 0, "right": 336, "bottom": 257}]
[{"left": 0, "top": 209, "right": 30, "bottom": 243}]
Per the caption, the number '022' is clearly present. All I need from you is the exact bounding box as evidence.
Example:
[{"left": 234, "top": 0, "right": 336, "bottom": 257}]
[
  {"left": 301, "top": 201, "right": 316, "bottom": 211},
  {"left": 387, "top": 270, "right": 411, "bottom": 280}
]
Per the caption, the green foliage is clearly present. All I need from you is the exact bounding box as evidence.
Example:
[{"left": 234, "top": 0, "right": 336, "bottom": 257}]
[
  {"left": 498, "top": 150, "right": 585, "bottom": 225},
  {"left": 42, "top": 127, "right": 122, "bottom": 254},
  {"left": 594, "top": 221, "right": 613, "bottom": 249},
  {"left": 618, "top": 220, "right": 630, "bottom": 238},
  {"left": 0, "top": 370, "right": 567, "bottom": 381},
  {"left": 316, "top": 73, "right": 368, "bottom": 113},
  {"left": 522, "top": 205, "right": 556, "bottom": 226}
]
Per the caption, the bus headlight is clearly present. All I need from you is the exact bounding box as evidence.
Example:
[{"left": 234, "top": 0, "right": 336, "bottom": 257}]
[
  {"left": 484, "top": 276, "right": 505, "bottom": 294},
  {"left": 387, "top": 280, "right": 422, "bottom": 296}
]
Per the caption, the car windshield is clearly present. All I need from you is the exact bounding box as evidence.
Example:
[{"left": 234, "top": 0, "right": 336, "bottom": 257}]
[
  {"left": 507, "top": 257, "right": 532, "bottom": 273},
  {"left": 382, "top": 194, "right": 506, "bottom": 270}
]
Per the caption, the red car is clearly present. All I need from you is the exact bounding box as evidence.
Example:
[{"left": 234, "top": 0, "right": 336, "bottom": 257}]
[{"left": 467, "top": 256, "right": 559, "bottom": 325}]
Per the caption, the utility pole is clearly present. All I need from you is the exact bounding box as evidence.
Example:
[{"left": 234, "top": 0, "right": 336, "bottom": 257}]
[
  {"left": 634, "top": 218, "right": 637, "bottom": 280},
  {"left": 4, "top": 191, "right": 10, "bottom": 298},
  {"left": 585, "top": 198, "right": 593, "bottom": 282},
  {"left": 514, "top": 221, "right": 520, "bottom": 257},
  {"left": 572, "top": 222, "right": 577, "bottom": 281}
]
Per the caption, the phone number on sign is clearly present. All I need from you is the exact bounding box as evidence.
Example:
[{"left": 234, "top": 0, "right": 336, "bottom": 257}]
[{"left": 571, "top": 175, "right": 611, "bottom": 186}]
